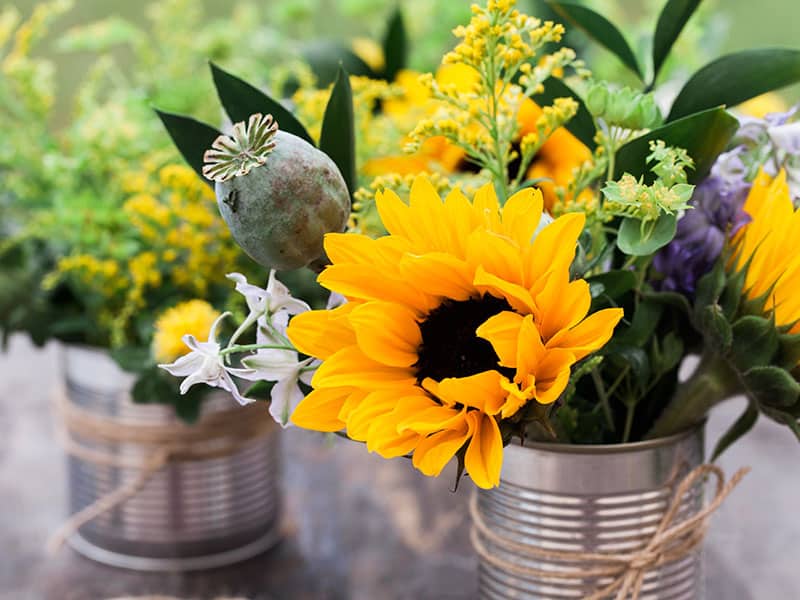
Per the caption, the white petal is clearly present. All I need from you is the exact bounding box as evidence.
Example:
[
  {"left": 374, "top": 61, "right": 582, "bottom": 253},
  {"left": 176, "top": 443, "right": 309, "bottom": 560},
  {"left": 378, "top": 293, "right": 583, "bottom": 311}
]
[
  {"left": 159, "top": 351, "right": 205, "bottom": 377},
  {"left": 269, "top": 376, "right": 304, "bottom": 427},
  {"left": 179, "top": 370, "right": 207, "bottom": 395},
  {"left": 220, "top": 370, "right": 255, "bottom": 406},
  {"left": 207, "top": 312, "right": 231, "bottom": 344},
  {"left": 326, "top": 291, "right": 347, "bottom": 309}
]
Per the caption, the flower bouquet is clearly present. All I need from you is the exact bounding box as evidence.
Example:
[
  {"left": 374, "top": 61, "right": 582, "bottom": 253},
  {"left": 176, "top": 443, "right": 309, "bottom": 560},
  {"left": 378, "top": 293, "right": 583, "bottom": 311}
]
[{"left": 123, "top": 0, "right": 800, "bottom": 593}]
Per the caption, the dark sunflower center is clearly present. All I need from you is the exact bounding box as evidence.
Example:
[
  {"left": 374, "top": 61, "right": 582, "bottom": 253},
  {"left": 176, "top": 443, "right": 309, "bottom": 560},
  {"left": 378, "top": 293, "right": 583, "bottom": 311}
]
[{"left": 414, "top": 295, "right": 515, "bottom": 383}]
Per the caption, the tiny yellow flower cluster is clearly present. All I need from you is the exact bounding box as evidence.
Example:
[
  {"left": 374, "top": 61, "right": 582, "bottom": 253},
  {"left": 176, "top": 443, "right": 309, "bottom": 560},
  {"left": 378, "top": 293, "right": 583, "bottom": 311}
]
[
  {"left": 405, "top": 0, "right": 579, "bottom": 200},
  {"left": 49, "top": 163, "right": 243, "bottom": 348},
  {"left": 152, "top": 299, "right": 220, "bottom": 363},
  {"left": 520, "top": 97, "right": 579, "bottom": 159}
]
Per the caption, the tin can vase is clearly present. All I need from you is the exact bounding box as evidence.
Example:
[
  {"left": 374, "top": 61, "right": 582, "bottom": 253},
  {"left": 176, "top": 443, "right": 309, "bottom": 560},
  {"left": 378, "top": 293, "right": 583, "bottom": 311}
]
[
  {"left": 59, "top": 344, "right": 282, "bottom": 571},
  {"left": 473, "top": 425, "right": 706, "bottom": 600}
]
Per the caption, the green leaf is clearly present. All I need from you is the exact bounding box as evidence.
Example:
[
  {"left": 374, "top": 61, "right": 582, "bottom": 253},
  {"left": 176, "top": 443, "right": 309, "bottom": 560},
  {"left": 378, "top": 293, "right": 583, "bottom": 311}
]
[
  {"left": 693, "top": 260, "right": 725, "bottom": 321},
  {"left": 711, "top": 401, "right": 758, "bottom": 460},
  {"left": 303, "top": 41, "right": 376, "bottom": 87},
  {"left": 744, "top": 366, "right": 800, "bottom": 408},
  {"left": 109, "top": 346, "right": 152, "bottom": 373},
  {"left": 652, "top": 0, "right": 702, "bottom": 83},
  {"left": 210, "top": 62, "right": 314, "bottom": 145},
  {"left": 533, "top": 77, "right": 597, "bottom": 149},
  {"left": 617, "top": 213, "right": 677, "bottom": 256},
  {"left": 382, "top": 8, "right": 407, "bottom": 82},
  {"left": 154, "top": 109, "right": 221, "bottom": 183},
  {"left": 547, "top": 1, "right": 643, "bottom": 79},
  {"left": 778, "top": 331, "right": 800, "bottom": 370},
  {"left": 699, "top": 304, "right": 732, "bottom": 352},
  {"left": 320, "top": 66, "right": 357, "bottom": 196},
  {"left": 668, "top": 49, "right": 800, "bottom": 121},
  {"left": 730, "top": 315, "right": 779, "bottom": 372},
  {"left": 586, "top": 270, "right": 637, "bottom": 305},
  {"left": 719, "top": 265, "right": 746, "bottom": 320},
  {"left": 643, "top": 290, "right": 692, "bottom": 316},
  {"left": 610, "top": 299, "right": 663, "bottom": 349},
  {"left": 615, "top": 106, "right": 739, "bottom": 183}
]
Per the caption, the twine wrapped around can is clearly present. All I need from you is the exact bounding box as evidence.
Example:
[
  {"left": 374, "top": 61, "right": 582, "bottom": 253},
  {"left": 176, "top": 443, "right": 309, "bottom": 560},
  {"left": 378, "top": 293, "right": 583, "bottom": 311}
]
[
  {"left": 51, "top": 344, "right": 282, "bottom": 571},
  {"left": 471, "top": 464, "right": 748, "bottom": 600},
  {"left": 472, "top": 425, "right": 746, "bottom": 600}
]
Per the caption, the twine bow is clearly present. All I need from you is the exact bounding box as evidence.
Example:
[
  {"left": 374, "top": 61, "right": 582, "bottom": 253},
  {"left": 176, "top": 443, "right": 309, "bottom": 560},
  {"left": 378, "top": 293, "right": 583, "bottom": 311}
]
[
  {"left": 47, "top": 390, "right": 276, "bottom": 554},
  {"left": 470, "top": 463, "right": 749, "bottom": 600}
]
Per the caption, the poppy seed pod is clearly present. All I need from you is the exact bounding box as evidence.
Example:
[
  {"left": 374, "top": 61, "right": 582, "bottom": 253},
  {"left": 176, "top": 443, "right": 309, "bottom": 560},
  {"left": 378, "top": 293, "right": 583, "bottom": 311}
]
[{"left": 203, "top": 113, "right": 350, "bottom": 270}]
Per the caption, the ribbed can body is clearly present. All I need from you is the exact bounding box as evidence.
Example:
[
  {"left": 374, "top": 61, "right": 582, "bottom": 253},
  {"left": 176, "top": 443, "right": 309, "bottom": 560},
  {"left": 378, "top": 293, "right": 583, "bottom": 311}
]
[
  {"left": 475, "top": 426, "right": 705, "bottom": 599},
  {"left": 62, "top": 344, "right": 281, "bottom": 571}
]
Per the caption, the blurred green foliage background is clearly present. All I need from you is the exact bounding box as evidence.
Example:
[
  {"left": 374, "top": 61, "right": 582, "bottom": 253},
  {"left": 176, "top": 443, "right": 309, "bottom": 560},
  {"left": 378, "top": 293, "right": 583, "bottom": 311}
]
[{"left": 11, "top": 0, "right": 800, "bottom": 127}]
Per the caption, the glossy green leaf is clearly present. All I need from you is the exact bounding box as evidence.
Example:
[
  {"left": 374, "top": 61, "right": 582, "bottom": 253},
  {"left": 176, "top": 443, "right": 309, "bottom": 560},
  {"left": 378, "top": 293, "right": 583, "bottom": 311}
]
[
  {"left": 615, "top": 106, "right": 739, "bottom": 183},
  {"left": 586, "top": 270, "right": 637, "bottom": 305},
  {"left": 617, "top": 213, "right": 677, "bottom": 256},
  {"left": 533, "top": 77, "right": 597, "bottom": 149},
  {"left": 303, "top": 41, "right": 376, "bottom": 87},
  {"left": 652, "top": 0, "right": 702, "bottom": 82},
  {"left": 668, "top": 49, "right": 800, "bottom": 121},
  {"left": 547, "top": 1, "right": 643, "bottom": 79},
  {"left": 711, "top": 401, "right": 758, "bottom": 460},
  {"left": 154, "top": 109, "right": 220, "bottom": 184},
  {"left": 320, "top": 66, "right": 356, "bottom": 196},
  {"left": 382, "top": 8, "right": 407, "bottom": 82},
  {"left": 210, "top": 62, "right": 314, "bottom": 145}
]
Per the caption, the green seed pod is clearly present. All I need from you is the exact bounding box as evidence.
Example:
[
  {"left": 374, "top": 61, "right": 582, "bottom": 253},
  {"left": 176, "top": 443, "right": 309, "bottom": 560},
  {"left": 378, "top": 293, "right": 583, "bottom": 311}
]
[{"left": 204, "top": 114, "right": 350, "bottom": 271}]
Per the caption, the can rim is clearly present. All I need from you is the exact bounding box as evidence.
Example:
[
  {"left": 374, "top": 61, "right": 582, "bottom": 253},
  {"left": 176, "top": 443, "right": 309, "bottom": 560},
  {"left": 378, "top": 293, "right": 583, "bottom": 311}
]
[{"left": 511, "top": 420, "right": 705, "bottom": 455}]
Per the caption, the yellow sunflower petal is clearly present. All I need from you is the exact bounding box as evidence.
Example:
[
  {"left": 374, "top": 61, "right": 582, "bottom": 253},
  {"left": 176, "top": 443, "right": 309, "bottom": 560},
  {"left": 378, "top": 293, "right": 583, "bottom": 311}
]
[
  {"left": 475, "top": 310, "right": 524, "bottom": 368},
  {"left": 501, "top": 187, "right": 544, "bottom": 247},
  {"left": 443, "top": 187, "right": 478, "bottom": 257},
  {"left": 399, "top": 252, "right": 474, "bottom": 301},
  {"left": 423, "top": 370, "right": 507, "bottom": 415},
  {"left": 411, "top": 416, "right": 471, "bottom": 477},
  {"left": 535, "top": 276, "right": 592, "bottom": 341},
  {"left": 532, "top": 348, "right": 575, "bottom": 405},
  {"left": 291, "top": 387, "right": 352, "bottom": 431},
  {"left": 347, "top": 390, "right": 400, "bottom": 441},
  {"left": 349, "top": 301, "right": 422, "bottom": 368},
  {"left": 513, "top": 314, "right": 546, "bottom": 378},
  {"left": 464, "top": 411, "right": 503, "bottom": 489},
  {"left": 547, "top": 307, "right": 624, "bottom": 361},
  {"left": 286, "top": 304, "right": 356, "bottom": 360},
  {"left": 375, "top": 188, "right": 416, "bottom": 241},
  {"left": 467, "top": 229, "right": 524, "bottom": 287},
  {"left": 319, "top": 264, "right": 435, "bottom": 314},
  {"left": 312, "top": 346, "right": 417, "bottom": 389},
  {"left": 525, "top": 212, "right": 585, "bottom": 289},
  {"left": 472, "top": 182, "right": 501, "bottom": 230},
  {"left": 366, "top": 414, "right": 423, "bottom": 458},
  {"left": 474, "top": 265, "right": 537, "bottom": 315},
  {"left": 398, "top": 405, "right": 466, "bottom": 435}
]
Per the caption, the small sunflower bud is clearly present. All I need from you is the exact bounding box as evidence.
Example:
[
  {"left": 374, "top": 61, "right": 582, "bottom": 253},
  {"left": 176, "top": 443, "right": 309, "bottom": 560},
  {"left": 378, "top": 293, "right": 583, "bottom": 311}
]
[{"left": 204, "top": 113, "right": 350, "bottom": 270}]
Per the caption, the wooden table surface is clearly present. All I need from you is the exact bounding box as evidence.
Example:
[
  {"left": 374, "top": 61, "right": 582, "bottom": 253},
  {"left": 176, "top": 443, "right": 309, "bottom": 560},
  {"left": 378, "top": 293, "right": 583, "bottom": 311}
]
[{"left": 1, "top": 335, "right": 799, "bottom": 600}]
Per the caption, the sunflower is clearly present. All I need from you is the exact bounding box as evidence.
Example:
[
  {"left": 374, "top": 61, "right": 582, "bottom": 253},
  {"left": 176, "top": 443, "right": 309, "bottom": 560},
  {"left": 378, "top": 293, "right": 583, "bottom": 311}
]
[
  {"left": 287, "top": 177, "right": 623, "bottom": 488},
  {"left": 731, "top": 169, "right": 800, "bottom": 335}
]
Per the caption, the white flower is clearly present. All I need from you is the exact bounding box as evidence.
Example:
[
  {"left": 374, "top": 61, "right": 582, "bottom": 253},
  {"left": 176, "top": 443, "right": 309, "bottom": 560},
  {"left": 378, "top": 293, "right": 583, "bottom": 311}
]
[
  {"left": 226, "top": 271, "right": 309, "bottom": 344},
  {"left": 237, "top": 350, "right": 318, "bottom": 427},
  {"left": 158, "top": 312, "right": 254, "bottom": 406}
]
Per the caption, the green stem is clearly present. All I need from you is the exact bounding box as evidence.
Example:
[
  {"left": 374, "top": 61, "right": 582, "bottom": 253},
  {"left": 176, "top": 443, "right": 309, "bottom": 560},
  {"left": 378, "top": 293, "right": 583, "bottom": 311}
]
[
  {"left": 591, "top": 368, "right": 616, "bottom": 432},
  {"left": 220, "top": 343, "right": 295, "bottom": 356},
  {"left": 645, "top": 352, "right": 740, "bottom": 440}
]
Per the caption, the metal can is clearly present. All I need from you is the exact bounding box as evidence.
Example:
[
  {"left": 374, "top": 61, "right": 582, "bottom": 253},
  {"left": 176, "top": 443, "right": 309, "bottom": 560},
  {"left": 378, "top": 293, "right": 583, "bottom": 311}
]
[
  {"left": 61, "top": 344, "right": 282, "bottom": 571},
  {"left": 474, "top": 426, "right": 705, "bottom": 599}
]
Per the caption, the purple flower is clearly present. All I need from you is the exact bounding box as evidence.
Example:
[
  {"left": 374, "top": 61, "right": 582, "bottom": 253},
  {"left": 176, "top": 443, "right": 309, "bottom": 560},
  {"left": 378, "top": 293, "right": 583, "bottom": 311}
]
[{"left": 653, "top": 175, "right": 750, "bottom": 295}]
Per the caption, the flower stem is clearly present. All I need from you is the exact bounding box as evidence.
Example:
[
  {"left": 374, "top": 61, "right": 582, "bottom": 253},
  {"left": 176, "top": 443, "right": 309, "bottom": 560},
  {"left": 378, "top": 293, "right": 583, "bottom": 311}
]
[
  {"left": 645, "top": 352, "right": 740, "bottom": 440},
  {"left": 591, "top": 368, "right": 616, "bottom": 432},
  {"left": 220, "top": 343, "right": 295, "bottom": 356}
]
